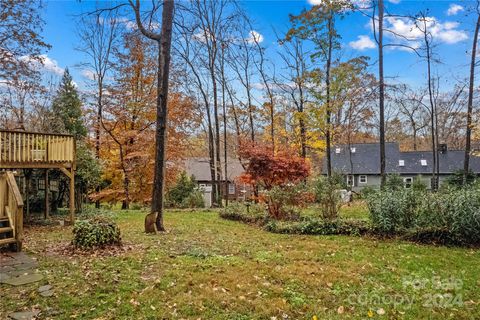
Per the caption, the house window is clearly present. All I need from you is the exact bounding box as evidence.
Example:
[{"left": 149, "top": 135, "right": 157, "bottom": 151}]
[
  {"left": 228, "top": 183, "right": 235, "bottom": 195},
  {"left": 50, "top": 180, "right": 59, "bottom": 192},
  {"left": 359, "top": 175, "right": 367, "bottom": 184},
  {"left": 335, "top": 148, "right": 341, "bottom": 154},
  {"left": 346, "top": 175, "right": 354, "bottom": 187},
  {"left": 351, "top": 147, "right": 356, "bottom": 153},
  {"left": 404, "top": 177, "right": 413, "bottom": 189},
  {"left": 38, "top": 179, "right": 45, "bottom": 190},
  {"left": 399, "top": 160, "right": 405, "bottom": 167},
  {"left": 421, "top": 159, "right": 427, "bottom": 166}
]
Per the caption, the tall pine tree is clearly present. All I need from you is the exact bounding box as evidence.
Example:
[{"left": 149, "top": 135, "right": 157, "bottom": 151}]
[{"left": 51, "top": 68, "right": 87, "bottom": 139}]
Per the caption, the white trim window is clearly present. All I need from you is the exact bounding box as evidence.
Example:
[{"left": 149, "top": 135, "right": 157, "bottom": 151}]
[
  {"left": 421, "top": 159, "right": 427, "bottom": 166},
  {"left": 228, "top": 183, "right": 235, "bottom": 195},
  {"left": 359, "top": 175, "right": 367, "bottom": 184},
  {"left": 403, "top": 177, "right": 413, "bottom": 188},
  {"left": 399, "top": 160, "right": 405, "bottom": 167}
]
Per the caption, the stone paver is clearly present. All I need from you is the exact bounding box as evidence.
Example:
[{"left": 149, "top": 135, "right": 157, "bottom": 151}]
[
  {"left": 0, "top": 252, "right": 42, "bottom": 286},
  {"left": 1, "top": 273, "right": 43, "bottom": 286},
  {"left": 7, "top": 310, "right": 40, "bottom": 320},
  {"left": 2, "top": 252, "right": 51, "bottom": 318},
  {"left": 38, "top": 284, "right": 52, "bottom": 292}
]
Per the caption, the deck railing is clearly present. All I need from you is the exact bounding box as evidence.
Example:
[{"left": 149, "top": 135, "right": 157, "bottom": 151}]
[{"left": 0, "top": 130, "right": 75, "bottom": 166}]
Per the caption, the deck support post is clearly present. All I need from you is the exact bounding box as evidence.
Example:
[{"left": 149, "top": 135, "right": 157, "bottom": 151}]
[
  {"left": 69, "top": 167, "right": 75, "bottom": 223},
  {"left": 60, "top": 167, "right": 75, "bottom": 223},
  {"left": 44, "top": 169, "right": 49, "bottom": 219}
]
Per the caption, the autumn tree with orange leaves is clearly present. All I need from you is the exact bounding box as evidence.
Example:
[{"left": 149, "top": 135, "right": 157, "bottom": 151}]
[{"left": 95, "top": 31, "right": 199, "bottom": 208}]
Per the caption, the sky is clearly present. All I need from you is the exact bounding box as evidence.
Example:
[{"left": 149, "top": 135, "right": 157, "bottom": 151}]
[{"left": 38, "top": 0, "right": 478, "bottom": 93}]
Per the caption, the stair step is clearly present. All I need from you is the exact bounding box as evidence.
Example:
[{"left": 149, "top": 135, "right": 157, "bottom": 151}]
[
  {"left": 0, "top": 237, "right": 16, "bottom": 246},
  {"left": 0, "top": 216, "right": 9, "bottom": 222},
  {"left": 0, "top": 226, "right": 13, "bottom": 233}
]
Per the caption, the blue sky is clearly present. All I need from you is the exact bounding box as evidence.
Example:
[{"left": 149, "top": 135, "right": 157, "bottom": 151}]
[{"left": 39, "top": 0, "right": 478, "bottom": 92}]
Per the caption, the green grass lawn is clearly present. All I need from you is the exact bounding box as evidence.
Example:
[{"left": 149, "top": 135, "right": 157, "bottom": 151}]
[{"left": 1, "top": 209, "right": 479, "bottom": 319}]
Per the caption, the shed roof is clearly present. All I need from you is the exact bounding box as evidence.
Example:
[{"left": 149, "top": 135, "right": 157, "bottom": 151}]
[{"left": 184, "top": 158, "right": 245, "bottom": 182}]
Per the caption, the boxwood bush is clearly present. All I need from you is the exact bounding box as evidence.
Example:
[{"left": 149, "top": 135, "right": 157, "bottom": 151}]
[{"left": 72, "top": 216, "right": 121, "bottom": 249}]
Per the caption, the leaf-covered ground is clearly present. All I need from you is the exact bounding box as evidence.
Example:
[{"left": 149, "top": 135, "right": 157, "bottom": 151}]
[{"left": 1, "top": 209, "right": 479, "bottom": 319}]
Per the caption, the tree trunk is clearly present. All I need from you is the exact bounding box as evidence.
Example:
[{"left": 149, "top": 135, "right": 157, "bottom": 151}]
[
  {"left": 378, "top": 0, "right": 386, "bottom": 187},
  {"left": 149, "top": 0, "right": 175, "bottom": 232},
  {"left": 464, "top": 13, "right": 480, "bottom": 183},
  {"left": 210, "top": 67, "right": 222, "bottom": 207},
  {"left": 221, "top": 46, "right": 229, "bottom": 207},
  {"left": 325, "top": 13, "right": 333, "bottom": 178},
  {"left": 95, "top": 85, "right": 102, "bottom": 209},
  {"left": 425, "top": 30, "right": 437, "bottom": 191}
]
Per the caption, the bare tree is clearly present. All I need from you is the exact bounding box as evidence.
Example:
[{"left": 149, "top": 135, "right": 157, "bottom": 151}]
[
  {"left": 372, "top": 0, "right": 387, "bottom": 187},
  {"left": 250, "top": 26, "right": 275, "bottom": 150},
  {"left": 277, "top": 35, "right": 310, "bottom": 158},
  {"left": 394, "top": 85, "right": 429, "bottom": 150},
  {"left": 412, "top": 12, "right": 440, "bottom": 190},
  {"left": 228, "top": 25, "right": 257, "bottom": 143},
  {"left": 77, "top": 9, "right": 120, "bottom": 208}
]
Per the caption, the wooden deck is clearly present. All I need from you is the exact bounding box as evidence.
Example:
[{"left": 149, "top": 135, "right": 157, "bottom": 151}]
[
  {"left": 0, "top": 130, "right": 77, "bottom": 251},
  {"left": 0, "top": 130, "right": 75, "bottom": 169}
]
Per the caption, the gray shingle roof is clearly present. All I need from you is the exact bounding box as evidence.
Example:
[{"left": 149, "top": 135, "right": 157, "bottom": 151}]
[
  {"left": 184, "top": 157, "right": 245, "bottom": 182},
  {"left": 325, "top": 143, "right": 480, "bottom": 175}
]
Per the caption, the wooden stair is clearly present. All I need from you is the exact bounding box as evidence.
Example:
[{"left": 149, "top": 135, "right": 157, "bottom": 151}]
[
  {"left": 0, "top": 171, "right": 24, "bottom": 251},
  {"left": 0, "top": 213, "right": 15, "bottom": 245}
]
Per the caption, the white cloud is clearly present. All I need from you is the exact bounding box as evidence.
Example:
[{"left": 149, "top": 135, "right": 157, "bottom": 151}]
[
  {"left": 81, "top": 69, "right": 96, "bottom": 81},
  {"left": 111, "top": 17, "right": 158, "bottom": 31},
  {"left": 19, "top": 54, "right": 64, "bottom": 75},
  {"left": 446, "top": 4, "right": 464, "bottom": 16},
  {"left": 246, "top": 30, "right": 264, "bottom": 44},
  {"left": 387, "top": 0, "right": 401, "bottom": 4},
  {"left": 192, "top": 29, "right": 213, "bottom": 43},
  {"left": 349, "top": 35, "right": 376, "bottom": 50},
  {"left": 307, "top": 0, "right": 323, "bottom": 5},
  {"left": 382, "top": 16, "right": 468, "bottom": 46}
]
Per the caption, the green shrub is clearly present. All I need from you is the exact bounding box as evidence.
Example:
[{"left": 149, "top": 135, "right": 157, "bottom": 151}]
[
  {"left": 412, "top": 176, "right": 428, "bottom": 192},
  {"left": 359, "top": 186, "right": 377, "bottom": 199},
  {"left": 385, "top": 174, "right": 404, "bottom": 191},
  {"left": 444, "top": 170, "right": 476, "bottom": 188},
  {"left": 166, "top": 171, "right": 201, "bottom": 208},
  {"left": 264, "top": 218, "right": 370, "bottom": 236},
  {"left": 180, "top": 190, "right": 205, "bottom": 208},
  {"left": 72, "top": 216, "right": 121, "bottom": 249},
  {"left": 314, "top": 176, "right": 342, "bottom": 220},
  {"left": 367, "top": 185, "right": 480, "bottom": 245},
  {"left": 366, "top": 189, "right": 419, "bottom": 234},
  {"left": 414, "top": 187, "right": 480, "bottom": 245},
  {"left": 264, "top": 184, "right": 310, "bottom": 220},
  {"left": 219, "top": 202, "right": 267, "bottom": 224}
]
